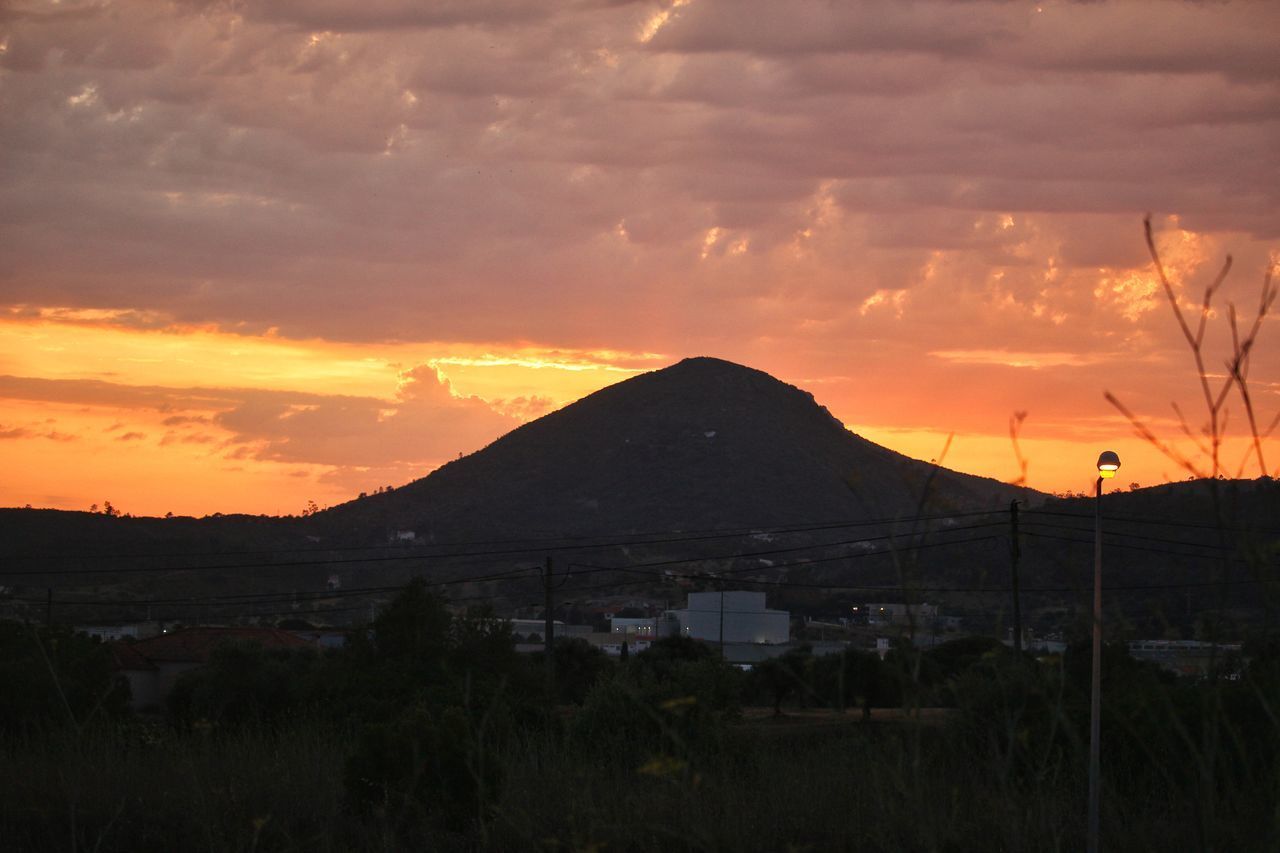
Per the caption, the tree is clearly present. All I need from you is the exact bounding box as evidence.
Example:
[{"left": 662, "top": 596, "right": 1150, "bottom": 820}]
[
  {"left": 548, "top": 637, "right": 614, "bottom": 705},
  {"left": 371, "top": 579, "right": 451, "bottom": 666},
  {"left": 168, "top": 643, "right": 323, "bottom": 727},
  {"left": 747, "top": 646, "right": 814, "bottom": 715},
  {"left": 0, "top": 623, "right": 130, "bottom": 734}
]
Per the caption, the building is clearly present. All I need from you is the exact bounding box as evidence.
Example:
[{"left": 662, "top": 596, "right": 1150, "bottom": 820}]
[
  {"left": 111, "top": 626, "right": 313, "bottom": 712},
  {"left": 76, "top": 622, "right": 162, "bottom": 642},
  {"left": 672, "top": 591, "right": 789, "bottom": 645},
  {"left": 506, "top": 618, "right": 592, "bottom": 639},
  {"left": 593, "top": 633, "right": 655, "bottom": 657},
  {"left": 1128, "top": 639, "right": 1243, "bottom": 678},
  {"left": 866, "top": 602, "right": 939, "bottom": 626},
  {"left": 609, "top": 613, "right": 680, "bottom": 640}
]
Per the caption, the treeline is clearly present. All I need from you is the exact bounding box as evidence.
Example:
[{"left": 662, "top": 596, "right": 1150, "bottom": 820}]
[{"left": 1, "top": 581, "right": 1278, "bottom": 851}]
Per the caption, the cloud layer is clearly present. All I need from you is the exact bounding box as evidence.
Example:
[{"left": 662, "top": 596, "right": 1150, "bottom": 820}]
[{"left": 1, "top": 0, "right": 1278, "bottom": 512}]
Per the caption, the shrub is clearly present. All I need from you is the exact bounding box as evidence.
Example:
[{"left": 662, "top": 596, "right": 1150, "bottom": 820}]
[
  {"left": 343, "top": 704, "right": 501, "bottom": 836},
  {"left": 0, "top": 622, "right": 130, "bottom": 735}
]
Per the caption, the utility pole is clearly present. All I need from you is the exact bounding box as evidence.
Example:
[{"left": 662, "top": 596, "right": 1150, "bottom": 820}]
[
  {"left": 718, "top": 583, "right": 725, "bottom": 654},
  {"left": 1010, "top": 500, "right": 1022, "bottom": 653},
  {"left": 544, "top": 556, "right": 555, "bottom": 705},
  {"left": 46, "top": 588, "right": 52, "bottom": 628},
  {"left": 1088, "top": 476, "right": 1104, "bottom": 853},
  {"left": 1089, "top": 451, "right": 1120, "bottom": 853}
]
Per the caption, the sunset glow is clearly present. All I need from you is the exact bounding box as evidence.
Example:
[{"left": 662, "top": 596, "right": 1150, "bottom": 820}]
[{"left": 2, "top": 0, "right": 1277, "bottom": 517}]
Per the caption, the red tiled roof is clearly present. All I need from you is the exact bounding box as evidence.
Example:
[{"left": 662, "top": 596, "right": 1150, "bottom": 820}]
[{"left": 121, "top": 626, "right": 311, "bottom": 665}]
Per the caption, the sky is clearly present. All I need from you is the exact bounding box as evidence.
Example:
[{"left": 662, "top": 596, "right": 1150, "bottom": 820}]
[{"left": 1, "top": 0, "right": 1278, "bottom": 517}]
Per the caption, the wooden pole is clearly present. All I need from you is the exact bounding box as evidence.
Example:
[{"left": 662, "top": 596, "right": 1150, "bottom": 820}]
[
  {"left": 1010, "top": 500, "right": 1022, "bottom": 653},
  {"left": 1088, "top": 477, "right": 1103, "bottom": 853},
  {"left": 544, "top": 556, "right": 555, "bottom": 704}
]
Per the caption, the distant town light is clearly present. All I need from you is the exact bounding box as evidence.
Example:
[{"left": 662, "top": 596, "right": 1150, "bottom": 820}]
[{"left": 1096, "top": 450, "right": 1120, "bottom": 479}]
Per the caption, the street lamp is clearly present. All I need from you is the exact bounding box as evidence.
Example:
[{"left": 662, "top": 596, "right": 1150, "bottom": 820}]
[{"left": 1088, "top": 450, "right": 1120, "bottom": 853}]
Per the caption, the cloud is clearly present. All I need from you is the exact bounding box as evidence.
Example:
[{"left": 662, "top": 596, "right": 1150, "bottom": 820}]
[
  {"left": 0, "top": 421, "right": 77, "bottom": 441},
  {"left": 0, "top": 361, "right": 518, "bottom": 466},
  {"left": 215, "top": 364, "right": 518, "bottom": 467},
  {"left": 488, "top": 394, "right": 557, "bottom": 420},
  {"left": 0, "top": 0, "right": 1277, "bottom": 506},
  {"left": 219, "top": 0, "right": 555, "bottom": 32}
]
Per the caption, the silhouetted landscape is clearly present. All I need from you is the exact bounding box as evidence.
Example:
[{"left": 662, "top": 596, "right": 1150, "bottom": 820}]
[
  {"left": 4, "top": 1, "right": 1279, "bottom": 849},
  {"left": 2, "top": 358, "right": 1278, "bottom": 851}
]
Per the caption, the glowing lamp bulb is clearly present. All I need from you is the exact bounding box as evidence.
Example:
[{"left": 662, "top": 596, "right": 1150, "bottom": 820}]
[{"left": 1097, "top": 450, "right": 1121, "bottom": 479}]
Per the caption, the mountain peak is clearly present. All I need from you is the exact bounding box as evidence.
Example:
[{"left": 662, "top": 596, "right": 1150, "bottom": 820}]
[
  {"left": 655, "top": 356, "right": 778, "bottom": 384},
  {"left": 326, "top": 358, "right": 1030, "bottom": 538},
  {"left": 665, "top": 356, "right": 761, "bottom": 374}
]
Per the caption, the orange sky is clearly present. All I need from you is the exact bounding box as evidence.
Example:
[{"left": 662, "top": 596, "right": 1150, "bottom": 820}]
[{"left": 1, "top": 1, "right": 1278, "bottom": 517}]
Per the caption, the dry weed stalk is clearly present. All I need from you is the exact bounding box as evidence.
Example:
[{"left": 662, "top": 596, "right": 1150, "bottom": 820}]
[
  {"left": 1008, "top": 411, "right": 1029, "bottom": 487},
  {"left": 1099, "top": 218, "right": 1278, "bottom": 850},
  {"left": 1104, "top": 216, "right": 1278, "bottom": 480}
]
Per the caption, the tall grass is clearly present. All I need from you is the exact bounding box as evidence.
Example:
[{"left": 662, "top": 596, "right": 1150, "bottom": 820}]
[
  {"left": 3, "top": 701, "right": 1274, "bottom": 852},
  {"left": 0, "top": 722, "right": 355, "bottom": 853}
]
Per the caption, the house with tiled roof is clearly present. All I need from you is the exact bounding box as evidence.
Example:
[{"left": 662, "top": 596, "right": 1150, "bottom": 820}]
[{"left": 111, "top": 626, "right": 312, "bottom": 712}]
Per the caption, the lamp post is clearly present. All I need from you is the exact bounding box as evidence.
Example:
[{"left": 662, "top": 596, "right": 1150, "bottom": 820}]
[{"left": 1089, "top": 450, "right": 1120, "bottom": 853}]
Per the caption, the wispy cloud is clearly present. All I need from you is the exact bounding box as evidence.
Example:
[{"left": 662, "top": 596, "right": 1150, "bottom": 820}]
[{"left": 0, "top": 0, "right": 1276, "bottom": 511}]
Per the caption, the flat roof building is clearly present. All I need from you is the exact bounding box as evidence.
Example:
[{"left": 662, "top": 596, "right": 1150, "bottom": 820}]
[{"left": 672, "top": 591, "right": 789, "bottom": 645}]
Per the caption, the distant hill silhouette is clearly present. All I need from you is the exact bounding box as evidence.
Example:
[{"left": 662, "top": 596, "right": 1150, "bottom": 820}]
[
  {"left": 2, "top": 358, "right": 1276, "bottom": 634},
  {"left": 320, "top": 357, "right": 1034, "bottom": 541}
]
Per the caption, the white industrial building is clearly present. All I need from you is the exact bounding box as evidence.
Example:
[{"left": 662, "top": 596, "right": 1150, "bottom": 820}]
[
  {"left": 609, "top": 614, "right": 680, "bottom": 640},
  {"left": 672, "top": 591, "right": 790, "bottom": 645},
  {"left": 604, "top": 592, "right": 790, "bottom": 648}
]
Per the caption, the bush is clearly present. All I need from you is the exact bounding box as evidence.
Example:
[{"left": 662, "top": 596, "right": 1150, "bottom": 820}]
[
  {"left": 571, "top": 652, "right": 742, "bottom": 765},
  {"left": 167, "top": 643, "right": 326, "bottom": 729},
  {"left": 344, "top": 705, "right": 502, "bottom": 836},
  {"left": 0, "top": 622, "right": 130, "bottom": 735}
]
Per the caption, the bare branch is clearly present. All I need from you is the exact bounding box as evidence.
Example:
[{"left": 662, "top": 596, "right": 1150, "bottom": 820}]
[
  {"left": 1171, "top": 401, "right": 1212, "bottom": 458},
  {"left": 1008, "top": 411, "right": 1029, "bottom": 486},
  {"left": 1144, "top": 215, "right": 1197, "bottom": 350},
  {"left": 1195, "top": 256, "right": 1233, "bottom": 348},
  {"left": 1105, "top": 391, "right": 1207, "bottom": 480}
]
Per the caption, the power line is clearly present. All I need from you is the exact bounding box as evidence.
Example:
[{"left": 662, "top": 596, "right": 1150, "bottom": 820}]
[
  {"left": 1021, "top": 530, "right": 1280, "bottom": 564},
  {"left": 558, "top": 520, "right": 1007, "bottom": 574},
  {"left": 551, "top": 566, "right": 1279, "bottom": 598},
  {"left": 1017, "top": 520, "right": 1245, "bottom": 553},
  {"left": 14, "top": 523, "right": 1277, "bottom": 619},
  {"left": 27, "top": 571, "right": 1278, "bottom": 626},
  {"left": 6, "top": 508, "right": 1005, "bottom": 563},
  {"left": 7, "top": 566, "right": 542, "bottom": 610},
  {"left": 8, "top": 529, "right": 1006, "bottom": 610},
  {"left": 555, "top": 533, "right": 1005, "bottom": 596},
  {"left": 0, "top": 515, "right": 1008, "bottom": 578},
  {"left": 1023, "top": 508, "right": 1280, "bottom": 537},
  {"left": 8, "top": 531, "right": 1006, "bottom": 614}
]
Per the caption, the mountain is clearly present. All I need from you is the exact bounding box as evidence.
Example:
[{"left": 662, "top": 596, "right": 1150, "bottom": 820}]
[
  {"left": 320, "top": 357, "right": 1034, "bottom": 540},
  {"left": 5, "top": 357, "right": 1275, "bottom": 634}
]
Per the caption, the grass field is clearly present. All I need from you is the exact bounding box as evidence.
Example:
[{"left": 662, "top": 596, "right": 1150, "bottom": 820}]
[{"left": 3, "top": 701, "right": 1273, "bottom": 853}]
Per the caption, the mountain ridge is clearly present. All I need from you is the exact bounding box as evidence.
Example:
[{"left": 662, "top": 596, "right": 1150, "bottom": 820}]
[{"left": 317, "top": 356, "right": 1036, "bottom": 541}]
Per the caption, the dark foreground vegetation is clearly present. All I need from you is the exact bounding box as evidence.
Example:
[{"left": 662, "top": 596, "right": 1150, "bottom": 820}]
[{"left": 2, "top": 584, "right": 1278, "bottom": 852}]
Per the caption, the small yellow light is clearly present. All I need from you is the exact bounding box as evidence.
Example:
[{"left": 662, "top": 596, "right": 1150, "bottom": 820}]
[{"left": 1099, "top": 469, "right": 1116, "bottom": 479}]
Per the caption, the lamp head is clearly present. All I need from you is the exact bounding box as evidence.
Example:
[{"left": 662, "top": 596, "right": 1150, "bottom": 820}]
[{"left": 1097, "top": 450, "right": 1121, "bottom": 479}]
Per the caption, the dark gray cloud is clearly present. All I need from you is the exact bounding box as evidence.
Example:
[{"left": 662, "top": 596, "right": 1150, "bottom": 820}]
[{"left": 0, "top": 0, "right": 1276, "bottom": 369}]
